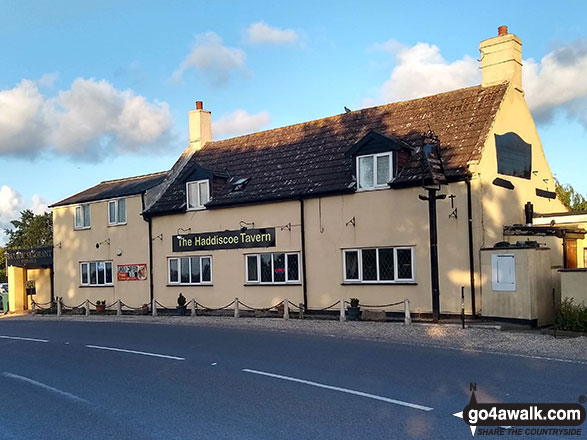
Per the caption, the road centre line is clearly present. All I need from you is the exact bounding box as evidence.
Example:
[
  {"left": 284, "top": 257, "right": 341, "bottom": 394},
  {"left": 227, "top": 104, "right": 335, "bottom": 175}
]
[
  {"left": 242, "top": 368, "right": 433, "bottom": 411},
  {"left": 85, "top": 344, "right": 185, "bottom": 361},
  {"left": 3, "top": 372, "right": 88, "bottom": 403},
  {"left": 0, "top": 335, "right": 49, "bottom": 343}
]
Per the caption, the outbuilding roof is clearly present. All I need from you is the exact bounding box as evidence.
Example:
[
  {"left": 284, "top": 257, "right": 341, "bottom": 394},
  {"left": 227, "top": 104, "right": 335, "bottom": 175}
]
[
  {"left": 145, "top": 83, "right": 508, "bottom": 215},
  {"left": 50, "top": 171, "right": 167, "bottom": 208}
]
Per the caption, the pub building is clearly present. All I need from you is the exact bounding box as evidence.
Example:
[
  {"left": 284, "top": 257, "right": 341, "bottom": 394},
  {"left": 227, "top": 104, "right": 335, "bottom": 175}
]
[{"left": 47, "top": 27, "right": 585, "bottom": 324}]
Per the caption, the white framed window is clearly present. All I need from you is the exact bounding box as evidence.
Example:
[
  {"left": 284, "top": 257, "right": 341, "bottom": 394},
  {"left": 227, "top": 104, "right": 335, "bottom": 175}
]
[
  {"left": 491, "top": 254, "right": 516, "bottom": 291},
  {"left": 357, "top": 152, "right": 394, "bottom": 190},
  {"left": 245, "top": 252, "right": 300, "bottom": 284},
  {"left": 168, "top": 256, "right": 212, "bottom": 285},
  {"left": 343, "top": 247, "right": 415, "bottom": 283},
  {"left": 186, "top": 180, "right": 210, "bottom": 210},
  {"left": 75, "top": 204, "right": 91, "bottom": 229},
  {"left": 108, "top": 198, "right": 126, "bottom": 225},
  {"left": 80, "top": 261, "right": 113, "bottom": 286}
]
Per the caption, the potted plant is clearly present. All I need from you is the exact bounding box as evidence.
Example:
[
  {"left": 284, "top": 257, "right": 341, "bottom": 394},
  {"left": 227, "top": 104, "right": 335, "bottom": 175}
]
[
  {"left": 140, "top": 303, "right": 150, "bottom": 315},
  {"left": 96, "top": 300, "right": 106, "bottom": 314},
  {"left": 347, "top": 297, "right": 361, "bottom": 321},
  {"left": 177, "top": 293, "right": 187, "bottom": 316}
]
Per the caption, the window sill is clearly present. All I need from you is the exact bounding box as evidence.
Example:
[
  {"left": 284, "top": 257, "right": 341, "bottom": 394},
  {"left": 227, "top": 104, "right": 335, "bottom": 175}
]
[
  {"left": 244, "top": 283, "right": 302, "bottom": 286},
  {"left": 355, "top": 186, "right": 390, "bottom": 192},
  {"left": 186, "top": 207, "right": 206, "bottom": 211},
  {"left": 79, "top": 285, "right": 114, "bottom": 288},
  {"left": 108, "top": 223, "right": 127, "bottom": 227},
  {"left": 74, "top": 227, "right": 91, "bottom": 231},
  {"left": 166, "top": 284, "right": 213, "bottom": 287},
  {"left": 341, "top": 282, "right": 417, "bottom": 286}
]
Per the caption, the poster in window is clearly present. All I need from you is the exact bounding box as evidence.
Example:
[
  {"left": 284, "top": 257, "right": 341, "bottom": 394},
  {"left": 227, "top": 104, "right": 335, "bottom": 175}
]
[{"left": 117, "top": 264, "right": 148, "bottom": 281}]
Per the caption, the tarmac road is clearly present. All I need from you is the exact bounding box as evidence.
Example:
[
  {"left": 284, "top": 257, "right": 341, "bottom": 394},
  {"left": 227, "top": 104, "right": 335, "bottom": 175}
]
[{"left": 0, "top": 320, "right": 584, "bottom": 439}]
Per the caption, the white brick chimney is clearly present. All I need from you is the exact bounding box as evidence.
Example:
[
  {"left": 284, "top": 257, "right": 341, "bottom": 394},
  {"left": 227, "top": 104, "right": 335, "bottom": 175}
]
[
  {"left": 479, "top": 26, "right": 523, "bottom": 91},
  {"left": 189, "top": 100, "right": 212, "bottom": 150}
]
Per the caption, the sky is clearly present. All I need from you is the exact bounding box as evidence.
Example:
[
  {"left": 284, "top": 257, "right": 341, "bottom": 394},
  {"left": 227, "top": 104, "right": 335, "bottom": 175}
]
[{"left": 1, "top": 0, "right": 586, "bottom": 243}]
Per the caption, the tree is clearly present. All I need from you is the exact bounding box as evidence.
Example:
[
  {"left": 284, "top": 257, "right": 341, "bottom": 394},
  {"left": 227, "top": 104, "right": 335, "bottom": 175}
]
[
  {"left": 0, "top": 247, "right": 6, "bottom": 283},
  {"left": 555, "top": 180, "right": 587, "bottom": 212},
  {"left": 4, "top": 210, "right": 53, "bottom": 249}
]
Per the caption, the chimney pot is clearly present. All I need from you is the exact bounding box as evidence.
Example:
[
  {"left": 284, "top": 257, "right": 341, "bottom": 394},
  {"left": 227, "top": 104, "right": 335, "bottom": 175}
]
[
  {"left": 195, "top": 101, "right": 203, "bottom": 110},
  {"left": 498, "top": 25, "right": 508, "bottom": 36}
]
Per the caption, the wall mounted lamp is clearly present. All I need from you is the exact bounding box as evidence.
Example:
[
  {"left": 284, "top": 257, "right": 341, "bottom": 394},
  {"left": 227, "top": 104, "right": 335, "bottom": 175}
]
[
  {"left": 345, "top": 217, "right": 356, "bottom": 227},
  {"left": 177, "top": 227, "right": 192, "bottom": 235},
  {"left": 54, "top": 242, "right": 62, "bottom": 249},
  {"left": 152, "top": 233, "right": 164, "bottom": 241},
  {"left": 95, "top": 238, "right": 111, "bottom": 249},
  {"left": 239, "top": 221, "right": 255, "bottom": 232}
]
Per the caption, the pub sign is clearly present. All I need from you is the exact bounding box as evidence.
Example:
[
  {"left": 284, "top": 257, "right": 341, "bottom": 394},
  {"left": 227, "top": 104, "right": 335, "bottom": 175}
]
[{"left": 172, "top": 228, "right": 276, "bottom": 252}]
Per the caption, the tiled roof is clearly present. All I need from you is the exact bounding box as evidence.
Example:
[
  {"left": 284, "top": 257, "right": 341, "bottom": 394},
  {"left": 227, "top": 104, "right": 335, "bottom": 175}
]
[
  {"left": 146, "top": 83, "right": 508, "bottom": 214},
  {"left": 50, "top": 172, "right": 167, "bottom": 208}
]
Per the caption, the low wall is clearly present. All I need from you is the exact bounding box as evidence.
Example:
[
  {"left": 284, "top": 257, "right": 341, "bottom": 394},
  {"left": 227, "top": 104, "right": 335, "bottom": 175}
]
[{"left": 560, "top": 269, "right": 587, "bottom": 305}]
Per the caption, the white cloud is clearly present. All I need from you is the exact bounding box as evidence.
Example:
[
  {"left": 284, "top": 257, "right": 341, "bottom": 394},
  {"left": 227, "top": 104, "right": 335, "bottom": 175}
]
[
  {"left": 0, "top": 78, "right": 173, "bottom": 159},
  {"left": 213, "top": 109, "right": 271, "bottom": 138},
  {"left": 37, "top": 73, "right": 58, "bottom": 88},
  {"left": 246, "top": 22, "right": 299, "bottom": 45},
  {"left": 0, "top": 186, "right": 25, "bottom": 244},
  {"left": 368, "top": 38, "right": 587, "bottom": 130},
  {"left": 367, "top": 40, "right": 479, "bottom": 105},
  {"left": 31, "top": 195, "right": 50, "bottom": 215},
  {"left": 523, "top": 40, "right": 587, "bottom": 127},
  {"left": 171, "top": 32, "right": 246, "bottom": 85}
]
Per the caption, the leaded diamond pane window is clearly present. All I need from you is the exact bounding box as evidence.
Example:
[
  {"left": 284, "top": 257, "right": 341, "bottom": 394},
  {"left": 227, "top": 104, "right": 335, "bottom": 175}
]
[
  {"left": 260, "top": 254, "right": 272, "bottom": 283},
  {"left": 273, "top": 253, "right": 286, "bottom": 282},
  {"left": 343, "top": 247, "right": 414, "bottom": 283},
  {"left": 378, "top": 248, "right": 395, "bottom": 280},
  {"left": 397, "top": 249, "right": 413, "bottom": 280},
  {"left": 362, "top": 249, "right": 377, "bottom": 281},
  {"left": 345, "top": 251, "right": 359, "bottom": 280},
  {"left": 247, "top": 255, "right": 258, "bottom": 282},
  {"left": 287, "top": 254, "right": 299, "bottom": 281}
]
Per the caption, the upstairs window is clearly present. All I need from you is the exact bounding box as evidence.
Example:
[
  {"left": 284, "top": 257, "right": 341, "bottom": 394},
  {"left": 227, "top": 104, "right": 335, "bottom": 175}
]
[
  {"left": 357, "top": 152, "right": 393, "bottom": 190},
  {"left": 186, "top": 180, "right": 210, "bottom": 210},
  {"left": 75, "top": 204, "right": 91, "bottom": 229},
  {"left": 108, "top": 199, "right": 126, "bottom": 225}
]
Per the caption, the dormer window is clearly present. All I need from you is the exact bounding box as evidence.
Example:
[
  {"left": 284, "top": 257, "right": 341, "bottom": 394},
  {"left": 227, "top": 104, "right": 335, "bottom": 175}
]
[
  {"left": 186, "top": 180, "right": 210, "bottom": 210},
  {"left": 357, "top": 152, "right": 393, "bottom": 190}
]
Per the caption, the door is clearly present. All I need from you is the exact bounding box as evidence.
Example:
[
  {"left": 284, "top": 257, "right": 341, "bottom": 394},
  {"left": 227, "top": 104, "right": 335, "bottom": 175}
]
[{"left": 565, "top": 239, "right": 577, "bottom": 269}]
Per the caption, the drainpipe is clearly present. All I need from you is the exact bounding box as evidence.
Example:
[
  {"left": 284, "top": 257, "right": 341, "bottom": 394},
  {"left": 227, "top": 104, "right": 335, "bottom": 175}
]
[
  {"left": 299, "top": 199, "right": 308, "bottom": 311},
  {"left": 466, "top": 179, "right": 477, "bottom": 318}
]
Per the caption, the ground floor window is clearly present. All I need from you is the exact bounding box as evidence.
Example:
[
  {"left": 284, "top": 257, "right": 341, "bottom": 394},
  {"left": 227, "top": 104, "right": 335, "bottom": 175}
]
[
  {"left": 80, "top": 261, "right": 113, "bottom": 286},
  {"left": 168, "top": 256, "right": 212, "bottom": 285},
  {"left": 246, "top": 252, "right": 300, "bottom": 284},
  {"left": 343, "top": 247, "right": 414, "bottom": 283}
]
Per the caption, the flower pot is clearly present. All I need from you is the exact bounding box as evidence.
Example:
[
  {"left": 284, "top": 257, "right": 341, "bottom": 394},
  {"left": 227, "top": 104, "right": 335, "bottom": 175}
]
[
  {"left": 96, "top": 304, "right": 106, "bottom": 314},
  {"left": 347, "top": 306, "right": 361, "bottom": 321},
  {"left": 177, "top": 305, "right": 187, "bottom": 316}
]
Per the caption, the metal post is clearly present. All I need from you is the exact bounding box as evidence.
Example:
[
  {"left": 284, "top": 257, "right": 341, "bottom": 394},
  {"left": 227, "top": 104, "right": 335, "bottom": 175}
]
[
  {"left": 57, "top": 297, "right": 62, "bottom": 317},
  {"left": 299, "top": 303, "right": 304, "bottom": 319},
  {"left": 552, "top": 288, "right": 557, "bottom": 339},
  {"left": 152, "top": 298, "right": 157, "bottom": 317},
  {"left": 461, "top": 286, "right": 465, "bottom": 329},
  {"left": 191, "top": 299, "right": 196, "bottom": 317},
  {"left": 234, "top": 298, "right": 240, "bottom": 319},
  {"left": 404, "top": 298, "right": 412, "bottom": 325},
  {"left": 31, "top": 300, "right": 36, "bottom": 313},
  {"left": 85, "top": 299, "right": 90, "bottom": 316},
  {"left": 283, "top": 298, "right": 289, "bottom": 320},
  {"left": 340, "top": 298, "right": 346, "bottom": 322},
  {"left": 117, "top": 300, "right": 122, "bottom": 316}
]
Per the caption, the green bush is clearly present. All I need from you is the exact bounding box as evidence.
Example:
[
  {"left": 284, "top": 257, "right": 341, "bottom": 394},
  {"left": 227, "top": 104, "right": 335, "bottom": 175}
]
[{"left": 556, "top": 298, "right": 587, "bottom": 333}]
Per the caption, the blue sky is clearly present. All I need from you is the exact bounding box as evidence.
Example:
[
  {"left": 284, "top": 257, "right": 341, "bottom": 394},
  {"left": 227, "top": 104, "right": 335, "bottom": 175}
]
[{"left": 1, "top": 0, "right": 586, "bottom": 240}]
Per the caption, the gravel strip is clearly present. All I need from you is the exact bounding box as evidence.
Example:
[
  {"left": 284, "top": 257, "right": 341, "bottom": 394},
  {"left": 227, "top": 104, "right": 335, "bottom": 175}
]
[{"left": 3, "top": 314, "right": 587, "bottom": 363}]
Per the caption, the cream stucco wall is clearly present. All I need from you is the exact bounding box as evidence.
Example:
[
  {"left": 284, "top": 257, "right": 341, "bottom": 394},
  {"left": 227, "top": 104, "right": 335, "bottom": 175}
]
[
  {"left": 150, "top": 182, "right": 472, "bottom": 315},
  {"left": 26, "top": 268, "right": 52, "bottom": 307},
  {"left": 151, "top": 201, "right": 303, "bottom": 308},
  {"left": 560, "top": 270, "right": 587, "bottom": 304},
  {"left": 53, "top": 194, "right": 151, "bottom": 308}
]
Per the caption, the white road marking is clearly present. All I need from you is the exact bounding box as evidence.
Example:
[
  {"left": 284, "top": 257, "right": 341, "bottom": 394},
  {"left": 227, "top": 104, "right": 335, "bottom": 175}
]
[
  {"left": 2, "top": 372, "right": 88, "bottom": 403},
  {"left": 0, "top": 335, "right": 49, "bottom": 343},
  {"left": 85, "top": 344, "right": 185, "bottom": 361},
  {"left": 242, "top": 368, "right": 433, "bottom": 411}
]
